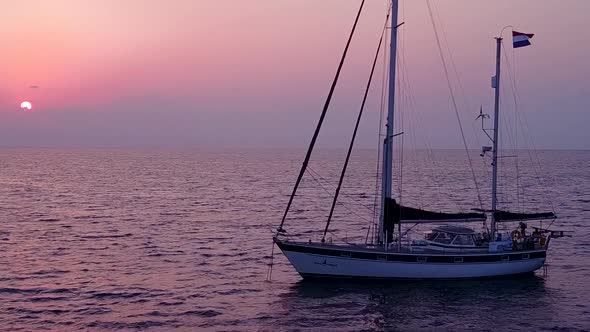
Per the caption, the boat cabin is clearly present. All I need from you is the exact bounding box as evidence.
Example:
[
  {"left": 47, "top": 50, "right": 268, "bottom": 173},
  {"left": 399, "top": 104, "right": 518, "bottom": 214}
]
[{"left": 424, "top": 225, "right": 484, "bottom": 248}]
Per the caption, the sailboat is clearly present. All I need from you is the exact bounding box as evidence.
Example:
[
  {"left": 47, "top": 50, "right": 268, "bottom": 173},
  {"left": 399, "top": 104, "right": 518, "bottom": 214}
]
[{"left": 273, "top": 0, "right": 565, "bottom": 279}]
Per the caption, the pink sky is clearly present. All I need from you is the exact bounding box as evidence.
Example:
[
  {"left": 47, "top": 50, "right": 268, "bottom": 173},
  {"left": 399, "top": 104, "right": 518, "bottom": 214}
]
[{"left": 1, "top": 0, "right": 589, "bottom": 148}]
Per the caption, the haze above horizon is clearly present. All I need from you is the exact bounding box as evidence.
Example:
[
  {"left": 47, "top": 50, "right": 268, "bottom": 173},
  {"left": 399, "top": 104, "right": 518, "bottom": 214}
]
[{"left": 1, "top": 0, "right": 588, "bottom": 150}]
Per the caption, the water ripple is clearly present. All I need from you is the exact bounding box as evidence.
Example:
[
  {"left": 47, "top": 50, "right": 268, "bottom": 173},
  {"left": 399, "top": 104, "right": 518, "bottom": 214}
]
[{"left": 0, "top": 149, "right": 588, "bottom": 331}]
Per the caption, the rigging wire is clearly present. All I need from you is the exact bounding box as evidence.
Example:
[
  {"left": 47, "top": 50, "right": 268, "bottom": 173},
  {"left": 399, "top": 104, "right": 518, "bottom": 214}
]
[
  {"left": 508, "top": 43, "right": 522, "bottom": 213},
  {"left": 322, "top": 21, "right": 387, "bottom": 241},
  {"left": 425, "top": 0, "right": 484, "bottom": 211},
  {"left": 397, "top": 64, "right": 412, "bottom": 208},
  {"left": 398, "top": 31, "right": 447, "bottom": 211},
  {"left": 498, "top": 67, "right": 520, "bottom": 210},
  {"left": 306, "top": 167, "right": 375, "bottom": 213},
  {"left": 431, "top": 0, "right": 486, "bottom": 154},
  {"left": 396, "top": 0, "right": 405, "bottom": 244},
  {"left": 396, "top": 21, "right": 405, "bottom": 210},
  {"left": 305, "top": 168, "right": 373, "bottom": 223},
  {"left": 395, "top": 20, "right": 451, "bottom": 214},
  {"left": 501, "top": 43, "right": 557, "bottom": 215},
  {"left": 278, "top": 0, "right": 366, "bottom": 232},
  {"left": 508, "top": 51, "right": 527, "bottom": 214},
  {"left": 269, "top": 1, "right": 367, "bottom": 280},
  {"left": 431, "top": 0, "right": 489, "bottom": 216}
]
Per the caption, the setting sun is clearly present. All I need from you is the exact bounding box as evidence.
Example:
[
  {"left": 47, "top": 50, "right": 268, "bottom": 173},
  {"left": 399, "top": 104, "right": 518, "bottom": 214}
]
[{"left": 20, "top": 101, "right": 32, "bottom": 110}]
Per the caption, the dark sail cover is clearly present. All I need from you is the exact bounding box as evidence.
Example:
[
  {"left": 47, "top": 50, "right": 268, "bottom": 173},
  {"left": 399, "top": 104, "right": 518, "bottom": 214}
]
[
  {"left": 494, "top": 210, "right": 556, "bottom": 222},
  {"left": 384, "top": 198, "right": 486, "bottom": 222},
  {"left": 382, "top": 198, "right": 485, "bottom": 242}
]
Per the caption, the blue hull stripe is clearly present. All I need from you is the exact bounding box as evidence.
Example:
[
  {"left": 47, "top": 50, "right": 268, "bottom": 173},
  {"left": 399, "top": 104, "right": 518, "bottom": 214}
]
[
  {"left": 299, "top": 271, "right": 536, "bottom": 280},
  {"left": 276, "top": 241, "right": 546, "bottom": 264}
]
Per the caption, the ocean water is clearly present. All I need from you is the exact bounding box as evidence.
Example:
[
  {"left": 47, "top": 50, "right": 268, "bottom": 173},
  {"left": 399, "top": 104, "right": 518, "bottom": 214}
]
[{"left": 0, "top": 148, "right": 588, "bottom": 331}]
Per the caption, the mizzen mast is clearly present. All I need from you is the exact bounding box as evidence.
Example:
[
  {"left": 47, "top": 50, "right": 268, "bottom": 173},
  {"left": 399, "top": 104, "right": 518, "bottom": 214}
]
[{"left": 490, "top": 37, "right": 502, "bottom": 238}]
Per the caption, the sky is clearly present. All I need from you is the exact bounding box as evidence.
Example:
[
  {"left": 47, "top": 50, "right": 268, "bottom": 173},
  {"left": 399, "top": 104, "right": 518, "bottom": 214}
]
[{"left": 1, "top": 0, "right": 589, "bottom": 149}]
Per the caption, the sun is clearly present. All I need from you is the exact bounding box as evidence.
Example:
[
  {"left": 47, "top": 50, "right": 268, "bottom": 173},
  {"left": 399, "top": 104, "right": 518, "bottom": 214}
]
[{"left": 20, "top": 101, "right": 32, "bottom": 110}]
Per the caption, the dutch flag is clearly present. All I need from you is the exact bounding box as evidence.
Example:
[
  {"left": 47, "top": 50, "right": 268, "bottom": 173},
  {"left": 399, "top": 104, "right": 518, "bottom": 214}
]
[{"left": 512, "top": 31, "right": 534, "bottom": 48}]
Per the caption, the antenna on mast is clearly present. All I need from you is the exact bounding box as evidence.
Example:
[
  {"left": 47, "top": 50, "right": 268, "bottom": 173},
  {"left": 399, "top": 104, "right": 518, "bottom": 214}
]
[{"left": 477, "top": 105, "right": 493, "bottom": 156}]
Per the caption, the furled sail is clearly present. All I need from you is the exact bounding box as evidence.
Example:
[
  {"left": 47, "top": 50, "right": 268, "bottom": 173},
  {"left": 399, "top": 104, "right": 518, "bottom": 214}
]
[
  {"left": 494, "top": 210, "right": 556, "bottom": 222},
  {"left": 382, "top": 198, "right": 485, "bottom": 242},
  {"left": 384, "top": 198, "right": 486, "bottom": 223}
]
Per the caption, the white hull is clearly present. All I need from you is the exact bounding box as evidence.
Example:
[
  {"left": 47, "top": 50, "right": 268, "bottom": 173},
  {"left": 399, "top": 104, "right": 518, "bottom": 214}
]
[{"left": 278, "top": 243, "right": 545, "bottom": 279}]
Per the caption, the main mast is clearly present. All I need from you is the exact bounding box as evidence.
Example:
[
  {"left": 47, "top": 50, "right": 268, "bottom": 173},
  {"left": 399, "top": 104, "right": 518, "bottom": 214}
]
[
  {"left": 379, "top": 0, "right": 400, "bottom": 245},
  {"left": 490, "top": 37, "right": 502, "bottom": 238}
]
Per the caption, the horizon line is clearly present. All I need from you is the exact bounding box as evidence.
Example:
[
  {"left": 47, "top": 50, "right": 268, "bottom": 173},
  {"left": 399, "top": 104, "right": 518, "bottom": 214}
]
[{"left": 0, "top": 145, "right": 588, "bottom": 152}]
